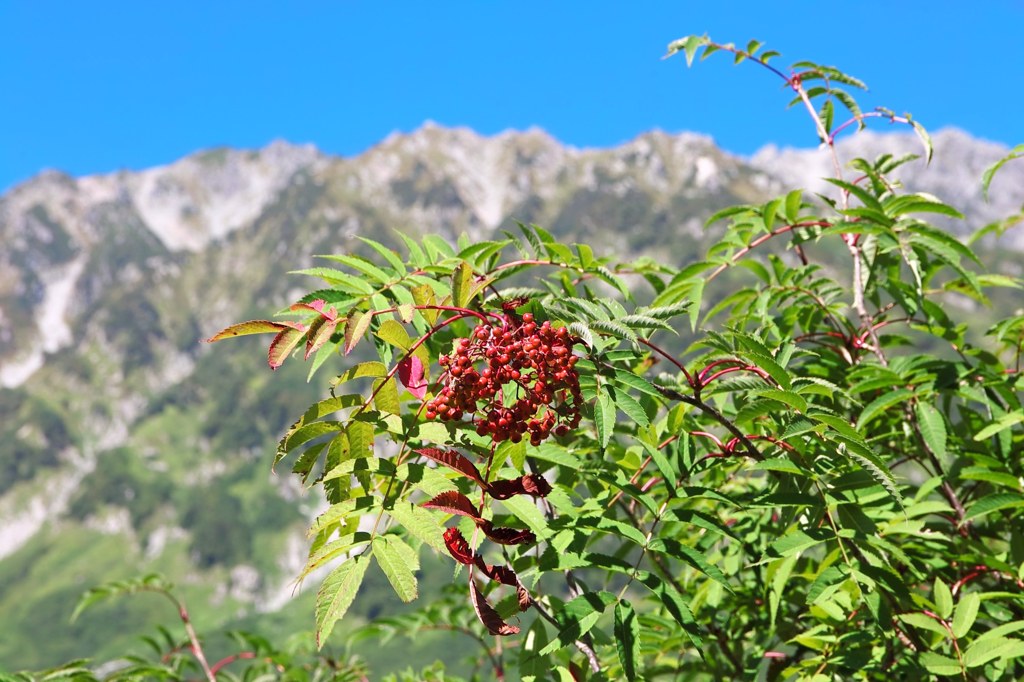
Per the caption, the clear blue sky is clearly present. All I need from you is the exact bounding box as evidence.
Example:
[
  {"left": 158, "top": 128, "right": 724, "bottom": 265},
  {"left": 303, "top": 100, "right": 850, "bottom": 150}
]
[{"left": 2, "top": 1, "right": 1022, "bottom": 192}]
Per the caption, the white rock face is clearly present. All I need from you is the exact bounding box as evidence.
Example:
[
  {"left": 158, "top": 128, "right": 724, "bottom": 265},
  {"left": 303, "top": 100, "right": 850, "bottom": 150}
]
[
  {"left": 0, "top": 353, "right": 44, "bottom": 388},
  {"left": 355, "top": 123, "right": 572, "bottom": 235},
  {"left": 0, "top": 141, "right": 323, "bottom": 388},
  {"left": 751, "top": 128, "right": 1024, "bottom": 245},
  {"left": 0, "top": 454, "right": 93, "bottom": 560},
  {"left": 127, "top": 142, "right": 324, "bottom": 251}
]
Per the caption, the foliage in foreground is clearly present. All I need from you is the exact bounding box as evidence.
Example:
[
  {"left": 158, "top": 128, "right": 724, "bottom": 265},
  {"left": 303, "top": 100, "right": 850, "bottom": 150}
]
[{"left": 16, "top": 35, "right": 1024, "bottom": 681}]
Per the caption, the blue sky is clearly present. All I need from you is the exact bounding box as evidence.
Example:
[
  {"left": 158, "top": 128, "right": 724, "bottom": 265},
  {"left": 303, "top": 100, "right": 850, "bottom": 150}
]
[{"left": 2, "top": 1, "right": 1022, "bottom": 191}]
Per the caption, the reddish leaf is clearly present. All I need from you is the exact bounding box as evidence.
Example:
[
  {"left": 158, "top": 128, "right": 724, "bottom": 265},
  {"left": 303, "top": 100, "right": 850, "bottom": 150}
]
[
  {"left": 304, "top": 315, "right": 340, "bottom": 360},
  {"left": 473, "top": 559, "right": 530, "bottom": 610},
  {"left": 480, "top": 524, "right": 536, "bottom": 546},
  {"left": 291, "top": 299, "right": 337, "bottom": 320},
  {"left": 268, "top": 326, "right": 306, "bottom": 369},
  {"left": 423, "top": 491, "right": 481, "bottom": 520},
  {"left": 397, "top": 355, "right": 429, "bottom": 399},
  {"left": 521, "top": 473, "right": 553, "bottom": 496},
  {"left": 207, "top": 320, "right": 289, "bottom": 343},
  {"left": 474, "top": 557, "right": 518, "bottom": 587},
  {"left": 443, "top": 527, "right": 475, "bottom": 565},
  {"left": 516, "top": 583, "right": 531, "bottom": 612},
  {"left": 415, "top": 448, "right": 485, "bottom": 486},
  {"left": 470, "top": 580, "right": 520, "bottom": 636},
  {"left": 487, "top": 474, "right": 552, "bottom": 500}
]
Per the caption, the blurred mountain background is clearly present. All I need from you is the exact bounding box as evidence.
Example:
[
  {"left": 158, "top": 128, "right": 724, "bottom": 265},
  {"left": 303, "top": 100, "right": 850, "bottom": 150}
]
[{"left": 1, "top": 124, "right": 1021, "bottom": 671}]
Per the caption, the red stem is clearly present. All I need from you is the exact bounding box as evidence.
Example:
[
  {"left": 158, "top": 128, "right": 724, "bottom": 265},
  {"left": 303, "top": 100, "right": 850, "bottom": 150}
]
[
  {"left": 209, "top": 651, "right": 257, "bottom": 676},
  {"left": 706, "top": 222, "right": 829, "bottom": 283},
  {"left": 828, "top": 110, "right": 916, "bottom": 146},
  {"left": 638, "top": 337, "right": 694, "bottom": 387}
]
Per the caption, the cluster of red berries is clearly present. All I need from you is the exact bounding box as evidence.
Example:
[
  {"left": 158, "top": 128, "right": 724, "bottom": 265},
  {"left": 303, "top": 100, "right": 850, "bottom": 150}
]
[{"left": 425, "top": 313, "right": 582, "bottom": 445}]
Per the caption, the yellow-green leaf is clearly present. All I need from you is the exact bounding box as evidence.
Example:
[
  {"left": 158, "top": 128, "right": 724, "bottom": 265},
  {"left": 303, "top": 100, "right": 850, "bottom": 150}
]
[
  {"left": 451, "top": 261, "right": 474, "bottom": 308},
  {"left": 206, "top": 319, "right": 289, "bottom": 342},
  {"left": 376, "top": 319, "right": 412, "bottom": 350},
  {"left": 344, "top": 310, "right": 373, "bottom": 355},
  {"left": 373, "top": 377, "right": 401, "bottom": 415}
]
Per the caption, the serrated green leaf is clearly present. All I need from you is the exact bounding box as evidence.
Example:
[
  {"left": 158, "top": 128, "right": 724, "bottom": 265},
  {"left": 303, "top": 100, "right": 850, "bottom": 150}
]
[
  {"left": 910, "top": 119, "right": 933, "bottom": 164},
  {"left": 856, "top": 388, "right": 915, "bottom": 429},
  {"left": 539, "top": 591, "right": 616, "bottom": 656},
  {"left": 974, "top": 411, "right": 1024, "bottom": 441},
  {"left": 590, "top": 319, "right": 639, "bottom": 344},
  {"left": 898, "top": 611, "right": 949, "bottom": 635},
  {"left": 920, "top": 651, "right": 962, "bottom": 676},
  {"left": 388, "top": 503, "right": 447, "bottom": 552},
  {"left": 291, "top": 267, "right": 376, "bottom": 293},
  {"left": 933, "top": 577, "right": 953, "bottom": 619},
  {"left": 610, "top": 387, "right": 649, "bottom": 428},
  {"left": 316, "top": 553, "right": 371, "bottom": 648},
  {"left": 637, "top": 573, "right": 701, "bottom": 648},
  {"left": 915, "top": 402, "right": 947, "bottom": 459},
  {"left": 501, "top": 495, "right": 551, "bottom": 540},
  {"left": 620, "top": 313, "right": 675, "bottom": 333},
  {"left": 71, "top": 574, "right": 172, "bottom": 623},
  {"left": 952, "top": 592, "right": 980, "bottom": 638},
  {"left": 963, "top": 493, "right": 1024, "bottom": 523},
  {"left": 964, "top": 636, "right": 1024, "bottom": 669},
  {"left": 595, "top": 390, "right": 616, "bottom": 448},
  {"left": 372, "top": 535, "right": 418, "bottom": 602},
  {"left": 983, "top": 144, "right": 1024, "bottom": 198},
  {"left": 331, "top": 361, "right": 387, "bottom": 387},
  {"left": 769, "top": 528, "right": 831, "bottom": 558},
  {"left": 614, "top": 600, "right": 641, "bottom": 681},
  {"left": 298, "top": 535, "right": 368, "bottom": 584},
  {"left": 357, "top": 236, "right": 407, "bottom": 275},
  {"left": 689, "top": 278, "right": 705, "bottom": 331},
  {"left": 319, "top": 253, "right": 394, "bottom": 284},
  {"left": 751, "top": 389, "right": 807, "bottom": 413}
]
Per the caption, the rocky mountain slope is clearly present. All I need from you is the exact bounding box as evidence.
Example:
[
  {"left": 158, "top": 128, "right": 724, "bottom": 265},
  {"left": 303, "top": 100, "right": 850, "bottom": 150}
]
[{"left": 0, "top": 123, "right": 1020, "bottom": 669}]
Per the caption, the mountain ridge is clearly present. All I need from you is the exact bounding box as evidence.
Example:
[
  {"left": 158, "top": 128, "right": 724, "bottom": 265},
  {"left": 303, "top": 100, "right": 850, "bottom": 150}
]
[{"left": 0, "top": 122, "right": 1021, "bottom": 669}]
